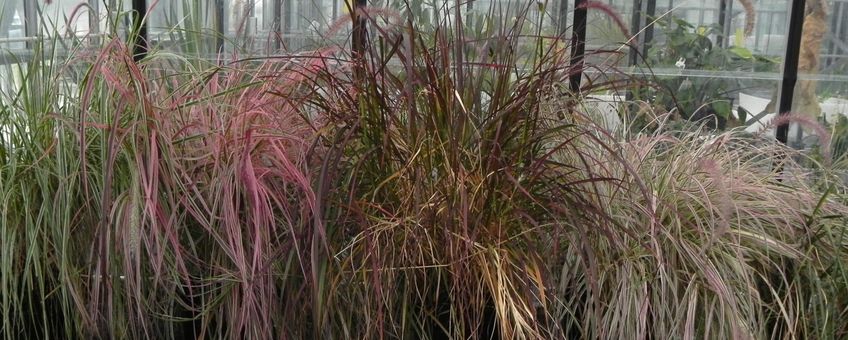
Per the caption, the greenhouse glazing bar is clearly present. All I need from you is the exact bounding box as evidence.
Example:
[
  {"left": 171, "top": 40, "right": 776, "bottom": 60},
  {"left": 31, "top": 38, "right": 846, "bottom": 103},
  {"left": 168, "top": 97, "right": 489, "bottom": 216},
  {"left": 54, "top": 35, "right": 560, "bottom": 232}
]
[
  {"left": 113, "top": 0, "right": 811, "bottom": 149},
  {"left": 22, "top": 0, "right": 37, "bottom": 49},
  {"left": 273, "top": 0, "right": 283, "bottom": 51},
  {"left": 570, "top": 0, "right": 587, "bottom": 93},
  {"left": 644, "top": 0, "right": 655, "bottom": 52},
  {"left": 216, "top": 0, "right": 225, "bottom": 53},
  {"left": 717, "top": 0, "right": 731, "bottom": 48},
  {"left": 352, "top": 0, "right": 368, "bottom": 57},
  {"left": 132, "top": 0, "right": 148, "bottom": 61},
  {"left": 629, "top": 0, "right": 643, "bottom": 66},
  {"left": 628, "top": 0, "right": 657, "bottom": 66},
  {"left": 89, "top": 0, "right": 101, "bottom": 44},
  {"left": 776, "top": 0, "right": 808, "bottom": 145},
  {"left": 558, "top": 0, "right": 569, "bottom": 35}
]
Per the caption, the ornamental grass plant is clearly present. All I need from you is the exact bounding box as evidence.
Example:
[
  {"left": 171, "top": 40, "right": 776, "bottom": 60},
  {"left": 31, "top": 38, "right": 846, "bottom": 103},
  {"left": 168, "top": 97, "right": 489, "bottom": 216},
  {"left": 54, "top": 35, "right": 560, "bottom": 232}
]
[{"left": 0, "top": 1, "right": 846, "bottom": 339}]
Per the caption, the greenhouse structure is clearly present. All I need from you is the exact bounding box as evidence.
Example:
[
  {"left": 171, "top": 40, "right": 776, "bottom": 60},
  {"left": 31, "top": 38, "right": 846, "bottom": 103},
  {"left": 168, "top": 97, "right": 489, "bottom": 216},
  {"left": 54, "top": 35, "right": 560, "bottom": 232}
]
[{"left": 1, "top": 0, "right": 848, "bottom": 338}]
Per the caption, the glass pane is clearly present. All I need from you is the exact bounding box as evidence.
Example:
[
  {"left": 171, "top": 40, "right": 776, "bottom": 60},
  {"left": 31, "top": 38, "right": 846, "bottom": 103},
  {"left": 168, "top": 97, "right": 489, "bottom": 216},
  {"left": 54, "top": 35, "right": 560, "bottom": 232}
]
[
  {"left": 38, "top": 0, "right": 93, "bottom": 35},
  {"left": 790, "top": 0, "right": 848, "bottom": 164},
  {"left": 579, "top": 0, "right": 631, "bottom": 121},
  {"left": 621, "top": 0, "right": 790, "bottom": 132},
  {"left": 148, "top": 0, "right": 219, "bottom": 55},
  {"left": 227, "top": 0, "right": 281, "bottom": 52},
  {"left": 224, "top": 0, "right": 329, "bottom": 53},
  {"left": 278, "top": 0, "right": 338, "bottom": 51},
  {"left": 586, "top": 0, "right": 631, "bottom": 50},
  {"left": 0, "top": 0, "right": 26, "bottom": 50}
]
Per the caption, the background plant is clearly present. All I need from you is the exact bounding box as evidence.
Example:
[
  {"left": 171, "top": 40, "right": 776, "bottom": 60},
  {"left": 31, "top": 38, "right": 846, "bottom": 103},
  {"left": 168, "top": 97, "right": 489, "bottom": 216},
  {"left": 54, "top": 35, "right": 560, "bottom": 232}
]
[{"left": 633, "top": 16, "right": 778, "bottom": 130}]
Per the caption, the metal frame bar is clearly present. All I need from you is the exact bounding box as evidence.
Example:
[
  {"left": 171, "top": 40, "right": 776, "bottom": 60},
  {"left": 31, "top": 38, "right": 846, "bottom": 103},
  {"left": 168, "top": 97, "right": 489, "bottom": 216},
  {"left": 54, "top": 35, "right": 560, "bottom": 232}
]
[
  {"left": 0, "top": 33, "right": 108, "bottom": 44},
  {"left": 352, "top": 0, "right": 367, "bottom": 57},
  {"left": 283, "top": 0, "right": 294, "bottom": 49},
  {"left": 627, "top": 0, "right": 656, "bottom": 66},
  {"left": 89, "top": 0, "right": 101, "bottom": 43},
  {"left": 828, "top": 2, "right": 846, "bottom": 67},
  {"left": 569, "top": 0, "right": 587, "bottom": 93},
  {"left": 775, "top": 0, "right": 807, "bottom": 145},
  {"left": 273, "top": 0, "right": 283, "bottom": 51},
  {"left": 626, "top": 0, "right": 656, "bottom": 106},
  {"left": 644, "top": 0, "right": 656, "bottom": 50},
  {"left": 717, "top": 0, "right": 729, "bottom": 47},
  {"left": 557, "top": 0, "right": 570, "bottom": 35},
  {"left": 216, "top": 0, "right": 225, "bottom": 53},
  {"left": 629, "top": 0, "right": 644, "bottom": 66},
  {"left": 23, "top": 0, "right": 38, "bottom": 49},
  {"left": 132, "top": 0, "right": 148, "bottom": 61}
]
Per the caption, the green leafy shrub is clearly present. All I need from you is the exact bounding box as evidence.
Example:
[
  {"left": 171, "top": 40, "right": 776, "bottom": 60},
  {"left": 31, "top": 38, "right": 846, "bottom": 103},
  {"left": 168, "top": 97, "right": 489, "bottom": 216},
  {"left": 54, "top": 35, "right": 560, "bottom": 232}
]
[{"left": 633, "top": 17, "right": 778, "bottom": 130}]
